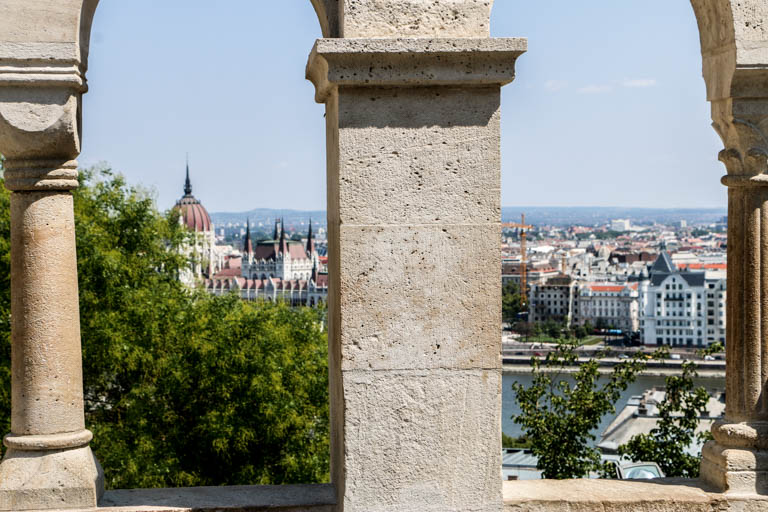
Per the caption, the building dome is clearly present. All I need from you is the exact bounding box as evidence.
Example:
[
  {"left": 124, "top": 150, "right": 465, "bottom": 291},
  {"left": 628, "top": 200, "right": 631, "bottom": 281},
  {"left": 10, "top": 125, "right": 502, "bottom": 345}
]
[{"left": 174, "top": 163, "right": 213, "bottom": 233}]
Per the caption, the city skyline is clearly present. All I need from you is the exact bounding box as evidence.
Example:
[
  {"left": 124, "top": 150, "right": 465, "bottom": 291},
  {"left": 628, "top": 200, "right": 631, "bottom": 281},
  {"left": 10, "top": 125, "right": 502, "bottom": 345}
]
[{"left": 79, "top": 1, "right": 724, "bottom": 212}]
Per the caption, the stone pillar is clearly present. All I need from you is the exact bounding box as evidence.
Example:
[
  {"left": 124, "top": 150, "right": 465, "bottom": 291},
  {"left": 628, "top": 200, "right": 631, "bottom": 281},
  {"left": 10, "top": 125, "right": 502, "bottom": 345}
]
[
  {"left": 700, "top": 77, "right": 768, "bottom": 493},
  {"left": 308, "top": 37, "right": 525, "bottom": 511},
  {"left": 0, "top": 90, "right": 103, "bottom": 509}
]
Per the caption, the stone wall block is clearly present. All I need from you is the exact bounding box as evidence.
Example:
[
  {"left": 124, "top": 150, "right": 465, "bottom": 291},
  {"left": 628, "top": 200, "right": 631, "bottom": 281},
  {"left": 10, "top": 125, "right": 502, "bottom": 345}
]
[
  {"left": 341, "top": 0, "right": 494, "bottom": 38},
  {"left": 0, "top": 445, "right": 103, "bottom": 511},
  {"left": 0, "top": 0, "right": 83, "bottom": 44},
  {"left": 341, "top": 369, "right": 502, "bottom": 512},
  {"left": 338, "top": 224, "right": 499, "bottom": 371},
  {"left": 337, "top": 86, "right": 500, "bottom": 225}
]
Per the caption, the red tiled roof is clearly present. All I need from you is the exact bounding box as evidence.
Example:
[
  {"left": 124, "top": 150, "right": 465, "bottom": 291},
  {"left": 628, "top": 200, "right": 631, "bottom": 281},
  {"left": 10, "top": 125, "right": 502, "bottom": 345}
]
[
  {"left": 590, "top": 285, "right": 625, "bottom": 292},
  {"left": 175, "top": 195, "right": 212, "bottom": 232},
  {"left": 216, "top": 268, "right": 241, "bottom": 278},
  {"left": 252, "top": 241, "right": 310, "bottom": 262}
]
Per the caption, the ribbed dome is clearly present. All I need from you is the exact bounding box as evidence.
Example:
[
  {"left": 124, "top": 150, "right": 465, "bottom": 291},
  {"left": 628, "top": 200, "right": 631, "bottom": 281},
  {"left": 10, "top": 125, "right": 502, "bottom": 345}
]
[
  {"left": 176, "top": 195, "right": 212, "bottom": 233},
  {"left": 174, "top": 162, "right": 212, "bottom": 233}
]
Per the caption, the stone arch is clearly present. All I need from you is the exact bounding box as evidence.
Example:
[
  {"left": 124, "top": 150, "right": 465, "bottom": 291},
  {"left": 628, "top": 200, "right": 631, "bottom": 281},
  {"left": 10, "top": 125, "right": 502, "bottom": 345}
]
[{"left": 689, "top": 0, "right": 768, "bottom": 170}]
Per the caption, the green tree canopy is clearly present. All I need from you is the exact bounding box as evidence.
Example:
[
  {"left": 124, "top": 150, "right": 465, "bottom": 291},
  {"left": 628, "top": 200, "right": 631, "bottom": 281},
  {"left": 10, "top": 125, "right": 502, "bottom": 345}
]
[
  {"left": 0, "top": 167, "right": 330, "bottom": 489},
  {"left": 512, "top": 342, "right": 654, "bottom": 479},
  {"left": 502, "top": 280, "right": 524, "bottom": 325},
  {"left": 618, "top": 344, "right": 722, "bottom": 478}
]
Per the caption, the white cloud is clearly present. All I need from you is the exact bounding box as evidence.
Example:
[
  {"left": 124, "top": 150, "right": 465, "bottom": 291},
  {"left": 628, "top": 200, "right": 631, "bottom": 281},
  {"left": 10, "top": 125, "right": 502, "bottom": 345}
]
[
  {"left": 544, "top": 80, "right": 568, "bottom": 92},
  {"left": 578, "top": 84, "right": 613, "bottom": 94},
  {"left": 622, "top": 79, "right": 657, "bottom": 88}
]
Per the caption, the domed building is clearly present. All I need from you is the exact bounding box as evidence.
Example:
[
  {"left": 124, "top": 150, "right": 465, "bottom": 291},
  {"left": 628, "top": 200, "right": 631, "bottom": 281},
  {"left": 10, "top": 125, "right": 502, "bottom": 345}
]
[{"left": 174, "top": 163, "right": 218, "bottom": 284}]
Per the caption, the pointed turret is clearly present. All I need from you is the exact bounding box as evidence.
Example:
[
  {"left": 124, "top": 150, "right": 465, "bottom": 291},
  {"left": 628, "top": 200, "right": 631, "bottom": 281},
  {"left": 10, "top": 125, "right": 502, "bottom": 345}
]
[
  {"left": 306, "top": 219, "right": 315, "bottom": 256},
  {"left": 279, "top": 218, "right": 288, "bottom": 255},
  {"left": 243, "top": 218, "right": 253, "bottom": 255},
  {"left": 184, "top": 155, "right": 192, "bottom": 196}
]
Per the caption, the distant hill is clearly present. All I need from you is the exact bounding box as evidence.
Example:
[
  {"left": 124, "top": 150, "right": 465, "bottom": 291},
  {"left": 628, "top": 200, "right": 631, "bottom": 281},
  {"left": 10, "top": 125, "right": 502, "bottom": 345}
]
[
  {"left": 500, "top": 207, "right": 726, "bottom": 227},
  {"left": 211, "top": 209, "right": 327, "bottom": 227},
  {"left": 211, "top": 207, "right": 727, "bottom": 228}
]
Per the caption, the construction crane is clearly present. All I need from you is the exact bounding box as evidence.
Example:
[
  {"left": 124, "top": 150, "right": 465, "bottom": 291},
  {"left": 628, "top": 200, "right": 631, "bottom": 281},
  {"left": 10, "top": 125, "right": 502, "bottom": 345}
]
[{"left": 503, "top": 214, "right": 534, "bottom": 306}]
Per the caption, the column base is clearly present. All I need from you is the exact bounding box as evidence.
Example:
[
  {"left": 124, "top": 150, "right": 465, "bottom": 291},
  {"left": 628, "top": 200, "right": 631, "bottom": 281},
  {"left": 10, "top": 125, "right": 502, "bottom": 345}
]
[
  {"left": 701, "top": 441, "right": 768, "bottom": 494},
  {"left": 0, "top": 441, "right": 104, "bottom": 511}
]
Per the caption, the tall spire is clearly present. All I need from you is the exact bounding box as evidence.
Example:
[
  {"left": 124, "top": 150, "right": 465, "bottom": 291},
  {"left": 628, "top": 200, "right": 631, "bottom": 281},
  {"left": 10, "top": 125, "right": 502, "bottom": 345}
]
[
  {"left": 306, "top": 219, "right": 315, "bottom": 255},
  {"left": 279, "top": 218, "right": 288, "bottom": 255},
  {"left": 243, "top": 218, "right": 252, "bottom": 255},
  {"left": 184, "top": 154, "right": 192, "bottom": 196}
]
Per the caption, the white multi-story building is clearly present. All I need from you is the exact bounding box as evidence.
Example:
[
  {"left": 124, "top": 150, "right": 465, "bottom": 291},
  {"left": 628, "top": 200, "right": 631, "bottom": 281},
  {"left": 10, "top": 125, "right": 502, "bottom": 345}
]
[
  {"left": 611, "top": 219, "right": 631, "bottom": 232},
  {"left": 638, "top": 252, "right": 726, "bottom": 347},
  {"left": 573, "top": 281, "right": 639, "bottom": 333},
  {"left": 529, "top": 275, "right": 576, "bottom": 326}
]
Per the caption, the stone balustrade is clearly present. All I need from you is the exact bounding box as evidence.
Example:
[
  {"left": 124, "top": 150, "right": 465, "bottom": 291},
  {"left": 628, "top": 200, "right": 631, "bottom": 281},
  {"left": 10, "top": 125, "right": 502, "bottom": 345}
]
[{"left": 0, "top": 0, "right": 767, "bottom": 511}]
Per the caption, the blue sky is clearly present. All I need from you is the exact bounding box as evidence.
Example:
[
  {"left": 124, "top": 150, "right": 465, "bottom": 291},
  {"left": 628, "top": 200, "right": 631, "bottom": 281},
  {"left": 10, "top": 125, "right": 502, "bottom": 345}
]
[{"left": 79, "top": 1, "right": 724, "bottom": 213}]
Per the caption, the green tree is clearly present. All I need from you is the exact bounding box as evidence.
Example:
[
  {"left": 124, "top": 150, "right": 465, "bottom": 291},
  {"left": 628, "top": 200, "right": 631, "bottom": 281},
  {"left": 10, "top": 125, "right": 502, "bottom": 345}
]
[
  {"left": 502, "top": 280, "right": 524, "bottom": 325},
  {"left": 572, "top": 325, "right": 588, "bottom": 341},
  {"left": 0, "top": 167, "right": 330, "bottom": 489},
  {"left": 512, "top": 341, "right": 653, "bottom": 479},
  {"left": 542, "top": 320, "right": 564, "bottom": 340},
  {"left": 691, "top": 228, "right": 709, "bottom": 238},
  {"left": 617, "top": 344, "right": 721, "bottom": 478}
]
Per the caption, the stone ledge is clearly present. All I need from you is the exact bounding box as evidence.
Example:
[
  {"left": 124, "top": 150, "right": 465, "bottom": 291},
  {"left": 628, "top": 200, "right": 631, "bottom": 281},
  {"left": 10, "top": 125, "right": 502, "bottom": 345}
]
[
  {"left": 306, "top": 38, "right": 527, "bottom": 102},
  {"left": 48, "top": 484, "right": 335, "bottom": 512},
  {"left": 503, "top": 478, "right": 768, "bottom": 511}
]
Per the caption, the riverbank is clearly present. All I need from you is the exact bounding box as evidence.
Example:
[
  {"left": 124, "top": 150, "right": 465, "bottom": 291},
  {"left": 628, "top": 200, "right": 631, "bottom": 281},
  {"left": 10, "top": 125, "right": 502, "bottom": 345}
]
[
  {"left": 502, "top": 364, "right": 725, "bottom": 378},
  {"left": 502, "top": 355, "right": 725, "bottom": 378}
]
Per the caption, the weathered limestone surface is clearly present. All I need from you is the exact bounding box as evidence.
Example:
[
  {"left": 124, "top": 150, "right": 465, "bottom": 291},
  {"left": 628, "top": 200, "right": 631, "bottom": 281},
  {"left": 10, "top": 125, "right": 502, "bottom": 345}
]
[
  {"left": 340, "top": 0, "right": 494, "bottom": 38},
  {"left": 309, "top": 36, "right": 524, "bottom": 512},
  {"left": 503, "top": 479, "right": 768, "bottom": 512},
  {"left": 342, "top": 370, "right": 501, "bottom": 511},
  {"left": 93, "top": 484, "right": 336, "bottom": 512}
]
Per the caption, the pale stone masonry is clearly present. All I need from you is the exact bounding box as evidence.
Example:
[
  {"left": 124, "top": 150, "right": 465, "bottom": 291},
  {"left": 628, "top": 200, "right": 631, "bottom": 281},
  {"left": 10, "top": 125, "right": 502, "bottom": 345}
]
[
  {"left": 307, "top": 37, "right": 525, "bottom": 511},
  {"left": 0, "top": 0, "right": 767, "bottom": 511}
]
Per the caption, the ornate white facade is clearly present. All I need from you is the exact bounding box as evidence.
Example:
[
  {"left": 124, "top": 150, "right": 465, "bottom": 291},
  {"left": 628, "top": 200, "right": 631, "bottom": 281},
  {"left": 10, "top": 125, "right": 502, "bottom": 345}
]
[{"left": 639, "top": 252, "right": 726, "bottom": 347}]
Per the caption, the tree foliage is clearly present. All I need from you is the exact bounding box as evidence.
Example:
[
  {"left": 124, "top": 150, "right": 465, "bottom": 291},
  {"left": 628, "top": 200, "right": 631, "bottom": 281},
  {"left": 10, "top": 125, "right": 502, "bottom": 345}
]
[
  {"left": 0, "top": 167, "right": 330, "bottom": 489},
  {"left": 512, "top": 342, "right": 653, "bottom": 479},
  {"left": 502, "top": 280, "right": 524, "bottom": 325},
  {"left": 617, "top": 344, "right": 722, "bottom": 478}
]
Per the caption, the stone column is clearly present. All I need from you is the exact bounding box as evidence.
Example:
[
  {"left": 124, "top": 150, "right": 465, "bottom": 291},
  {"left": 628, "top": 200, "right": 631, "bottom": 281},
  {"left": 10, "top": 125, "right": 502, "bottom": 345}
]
[
  {"left": 700, "top": 76, "right": 768, "bottom": 493},
  {"left": 0, "top": 87, "right": 103, "bottom": 508},
  {"left": 308, "top": 37, "right": 525, "bottom": 512}
]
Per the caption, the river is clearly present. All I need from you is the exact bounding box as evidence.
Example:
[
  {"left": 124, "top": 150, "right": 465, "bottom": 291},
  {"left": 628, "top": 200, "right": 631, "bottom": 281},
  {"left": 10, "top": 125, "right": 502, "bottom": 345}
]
[{"left": 501, "top": 371, "right": 725, "bottom": 441}]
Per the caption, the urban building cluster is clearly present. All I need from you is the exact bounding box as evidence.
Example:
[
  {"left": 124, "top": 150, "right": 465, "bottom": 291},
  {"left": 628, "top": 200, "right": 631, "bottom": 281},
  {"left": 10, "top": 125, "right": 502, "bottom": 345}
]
[
  {"left": 509, "top": 218, "right": 727, "bottom": 346},
  {"left": 173, "top": 166, "right": 328, "bottom": 306}
]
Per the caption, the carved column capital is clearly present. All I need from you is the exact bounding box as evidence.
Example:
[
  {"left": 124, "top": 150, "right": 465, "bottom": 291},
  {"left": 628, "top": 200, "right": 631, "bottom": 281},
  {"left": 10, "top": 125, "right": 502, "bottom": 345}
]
[
  {"left": 715, "top": 116, "right": 768, "bottom": 177},
  {"left": 0, "top": 85, "right": 83, "bottom": 192},
  {"left": 0, "top": 86, "right": 82, "bottom": 159},
  {"left": 306, "top": 37, "right": 527, "bottom": 104}
]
